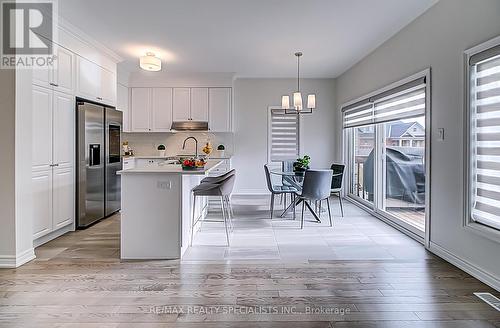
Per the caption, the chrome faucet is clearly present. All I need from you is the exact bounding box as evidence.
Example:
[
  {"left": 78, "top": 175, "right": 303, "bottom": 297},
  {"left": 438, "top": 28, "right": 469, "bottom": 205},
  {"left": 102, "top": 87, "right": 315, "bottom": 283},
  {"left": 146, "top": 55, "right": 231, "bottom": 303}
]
[{"left": 182, "top": 136, "right": 198, "bottom": 158}]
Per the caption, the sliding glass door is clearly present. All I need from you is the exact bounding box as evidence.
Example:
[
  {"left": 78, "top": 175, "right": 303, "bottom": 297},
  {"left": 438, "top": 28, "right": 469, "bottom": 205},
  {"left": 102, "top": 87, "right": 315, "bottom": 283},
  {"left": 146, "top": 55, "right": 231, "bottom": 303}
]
[
  {"left": 379, "top": 118, "right": 426, "bottom": 232},
  {"left": 343, "top": 72, "right": 429, "bottom": 238}
]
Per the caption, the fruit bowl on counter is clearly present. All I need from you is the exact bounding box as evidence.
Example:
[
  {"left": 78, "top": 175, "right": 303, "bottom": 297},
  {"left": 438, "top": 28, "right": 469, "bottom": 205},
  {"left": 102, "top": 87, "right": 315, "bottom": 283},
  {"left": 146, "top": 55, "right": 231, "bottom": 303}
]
[{"left": 181, "top": 158, "right": 206, "bottom": 170}]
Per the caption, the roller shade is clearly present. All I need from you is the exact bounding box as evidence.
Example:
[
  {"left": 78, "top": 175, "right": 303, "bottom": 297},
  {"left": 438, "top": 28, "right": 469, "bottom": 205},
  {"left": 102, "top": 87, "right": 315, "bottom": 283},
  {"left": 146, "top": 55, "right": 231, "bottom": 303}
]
[
  {"left": 470, "top": 53, "right": 500, "bottom": 230},
  {"left": 269, "top": 108, "right": 300, "bottom": 162},
  {"left": 342, "top": 77, "right": 426, "bottom": 128}
]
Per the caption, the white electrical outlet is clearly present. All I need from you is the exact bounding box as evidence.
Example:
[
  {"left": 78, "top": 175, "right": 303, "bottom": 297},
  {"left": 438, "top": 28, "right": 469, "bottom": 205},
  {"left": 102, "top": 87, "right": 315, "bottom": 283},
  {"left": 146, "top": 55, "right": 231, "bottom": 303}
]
[{"left": 157, "top": 181, "right": 172, "bottom": 189}]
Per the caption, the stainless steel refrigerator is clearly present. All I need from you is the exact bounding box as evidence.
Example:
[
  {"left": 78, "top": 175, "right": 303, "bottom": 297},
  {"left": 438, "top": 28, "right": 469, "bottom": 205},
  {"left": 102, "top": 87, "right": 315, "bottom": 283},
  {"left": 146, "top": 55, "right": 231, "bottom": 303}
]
[{"left": 76, "top": 100, "right": 122, "bottom": 228}]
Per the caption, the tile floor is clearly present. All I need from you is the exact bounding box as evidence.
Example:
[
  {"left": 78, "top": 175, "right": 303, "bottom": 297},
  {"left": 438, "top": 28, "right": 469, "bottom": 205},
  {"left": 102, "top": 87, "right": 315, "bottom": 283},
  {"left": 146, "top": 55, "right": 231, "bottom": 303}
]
[{"left": 183, "top": 196, "right": 431, "bottom": 262}]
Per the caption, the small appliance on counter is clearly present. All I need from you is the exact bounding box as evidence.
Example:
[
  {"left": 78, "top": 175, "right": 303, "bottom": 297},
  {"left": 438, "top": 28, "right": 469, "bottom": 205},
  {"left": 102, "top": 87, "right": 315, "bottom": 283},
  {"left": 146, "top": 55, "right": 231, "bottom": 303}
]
[{"left": 122, "top": 141, "right": 134, "bottom": 156}]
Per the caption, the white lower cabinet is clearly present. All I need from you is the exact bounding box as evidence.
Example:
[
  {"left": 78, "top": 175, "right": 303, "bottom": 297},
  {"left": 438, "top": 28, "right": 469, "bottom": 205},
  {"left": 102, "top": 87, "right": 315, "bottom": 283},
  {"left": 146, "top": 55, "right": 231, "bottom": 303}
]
[
  {"left": 52, "top": 167, "right": 75, "bottom": 229},
  {"left": 32, "top": 166, "right": 74, "bottom": 241},
  {"left": 32, "top": 170, "right": 53, "bottom": 240}
]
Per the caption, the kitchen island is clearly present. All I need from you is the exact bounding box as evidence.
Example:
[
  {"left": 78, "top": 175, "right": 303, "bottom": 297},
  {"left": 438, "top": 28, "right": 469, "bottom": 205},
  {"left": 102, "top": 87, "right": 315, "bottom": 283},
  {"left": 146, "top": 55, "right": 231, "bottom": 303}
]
[{"left": 117, "top": 160, "right": 223, "bottom": 260}]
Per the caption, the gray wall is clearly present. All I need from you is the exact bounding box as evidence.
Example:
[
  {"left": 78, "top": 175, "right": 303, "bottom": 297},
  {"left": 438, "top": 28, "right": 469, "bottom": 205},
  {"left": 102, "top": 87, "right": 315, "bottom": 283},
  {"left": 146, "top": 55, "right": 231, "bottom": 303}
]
[
  {"left": 233, "top": 78, "right": 336, "bottom": 194},
  {"left": 334, "top": 0, "right": 500, "bottom": 287}
]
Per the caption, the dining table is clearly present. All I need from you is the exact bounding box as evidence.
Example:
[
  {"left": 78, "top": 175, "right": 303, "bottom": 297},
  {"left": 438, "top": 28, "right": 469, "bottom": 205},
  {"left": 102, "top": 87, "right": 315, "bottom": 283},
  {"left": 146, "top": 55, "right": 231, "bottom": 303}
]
[{"left": 269, "top": 169, "right": 342, "bottom": 223}]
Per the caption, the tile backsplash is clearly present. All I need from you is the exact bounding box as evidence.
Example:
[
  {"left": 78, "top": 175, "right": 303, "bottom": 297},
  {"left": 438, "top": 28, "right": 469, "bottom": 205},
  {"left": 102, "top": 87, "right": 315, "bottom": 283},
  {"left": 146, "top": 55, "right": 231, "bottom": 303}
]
[{"left": 122, "top": 132, "right": 234, "bottom": 157}]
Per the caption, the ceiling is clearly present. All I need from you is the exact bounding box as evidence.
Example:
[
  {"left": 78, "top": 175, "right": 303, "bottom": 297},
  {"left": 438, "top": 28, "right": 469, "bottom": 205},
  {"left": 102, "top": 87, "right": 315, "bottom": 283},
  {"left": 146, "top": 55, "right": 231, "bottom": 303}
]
[{"left": 59, "top": 0, "right": 437, "bottom": 78}]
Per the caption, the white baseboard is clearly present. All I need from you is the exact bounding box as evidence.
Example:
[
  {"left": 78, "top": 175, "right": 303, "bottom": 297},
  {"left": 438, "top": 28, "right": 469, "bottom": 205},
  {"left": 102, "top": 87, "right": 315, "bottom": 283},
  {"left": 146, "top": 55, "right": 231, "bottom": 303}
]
[
  {"left": 429, "top": 241, "right": 500, "bottom": 292},
  {"left": 33, "top": 224, "right": 74, "bottom": 248},
  {"left": 0, "top": 248, "right": 35, "bottom": 268}
]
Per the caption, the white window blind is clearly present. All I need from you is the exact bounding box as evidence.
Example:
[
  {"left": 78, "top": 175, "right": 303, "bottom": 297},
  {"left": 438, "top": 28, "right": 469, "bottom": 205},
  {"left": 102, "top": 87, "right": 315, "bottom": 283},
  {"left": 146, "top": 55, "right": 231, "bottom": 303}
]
[
  {"left": 470, "top": 46, "right": 500, "bottom": 231},
  {"left": 342, "top": 77, "right": 426, "bottom": 128},
  {"left": 268, "top": 108, "right": 299, "bottom": 162}
]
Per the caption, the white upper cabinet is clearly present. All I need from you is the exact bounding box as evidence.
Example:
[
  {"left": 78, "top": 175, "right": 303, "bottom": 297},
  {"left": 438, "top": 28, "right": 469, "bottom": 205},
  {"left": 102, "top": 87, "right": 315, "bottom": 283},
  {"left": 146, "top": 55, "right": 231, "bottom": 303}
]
[
  {"left": 32, "top": 66, "right": 51, "bottom": 89},
  {"left": 209, "top": 88, "right": 232, "bottom": 132},
  {"left": 173, "top": 88, "right": 191, "bottom": 121},
  {"left": 128, "top": 87, "right": 232, "bottom": 133},
  {"left": 33, "top": 43, "right": 74, "bottom": 95},
  {"left": 130, "top": 88, "right": 151, "bottom": 132},
  {"left": 52, "top": 46, "right": 74, "bottom": 94},
  {"left": 190, "top": 88, "right": 209, "bottom": 122},
  {"left": 101, "top": 68, "right": 117, "bottom": 105},
  {"left": 77, "top": 56, "right": 100, "bottom": 100},
  {"left": 52, "top": 92, "right": 75, "bottom": 169},
  {"left": 32, "top": 85, "right": 53, "bottom": 172},
  {"left": 117, "top": 83, "right": 130, "bottom": 132},
  {"left": 76, "top": 55, "right": 116, "bottom": 106},
  {"left": 152, "top": 88, "right": 173, "bottom": 132}
]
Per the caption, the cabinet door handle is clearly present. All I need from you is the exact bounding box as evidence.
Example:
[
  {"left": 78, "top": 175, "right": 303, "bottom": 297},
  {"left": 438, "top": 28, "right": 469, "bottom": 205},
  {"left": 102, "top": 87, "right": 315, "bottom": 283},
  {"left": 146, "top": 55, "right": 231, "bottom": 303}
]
[{"left": 49, "top": 82, "right": 58, "bottom": 87}]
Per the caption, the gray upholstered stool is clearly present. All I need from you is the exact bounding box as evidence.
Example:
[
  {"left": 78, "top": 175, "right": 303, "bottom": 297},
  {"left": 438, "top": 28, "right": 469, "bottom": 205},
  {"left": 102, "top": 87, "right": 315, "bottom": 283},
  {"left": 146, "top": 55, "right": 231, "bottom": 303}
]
[
  {"left": 190, "top": 174, "right": 236, "bottom": 246},
  {"left": 200, "top": 169, "right": 235, "bottom": 184},
  {"left": 200, "top": 169, "right": 236, "bottom": 229}
]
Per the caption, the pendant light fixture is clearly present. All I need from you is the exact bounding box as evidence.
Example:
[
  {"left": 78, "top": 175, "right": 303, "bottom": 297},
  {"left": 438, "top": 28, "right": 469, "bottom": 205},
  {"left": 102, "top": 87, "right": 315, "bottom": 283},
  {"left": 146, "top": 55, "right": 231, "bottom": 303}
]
[
  {"left": 139, "top": 52, "right": 162, "bottom": 71},
  {"left": 281, "top": 52, "right": 315, "bottom": 114}
]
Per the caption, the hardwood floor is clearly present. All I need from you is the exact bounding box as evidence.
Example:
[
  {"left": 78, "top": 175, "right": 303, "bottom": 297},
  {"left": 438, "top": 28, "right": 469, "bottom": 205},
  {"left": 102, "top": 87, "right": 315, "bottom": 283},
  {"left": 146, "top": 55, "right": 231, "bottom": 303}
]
[{"left": 1, "top": 202, "right": 499, "bottom": 327}]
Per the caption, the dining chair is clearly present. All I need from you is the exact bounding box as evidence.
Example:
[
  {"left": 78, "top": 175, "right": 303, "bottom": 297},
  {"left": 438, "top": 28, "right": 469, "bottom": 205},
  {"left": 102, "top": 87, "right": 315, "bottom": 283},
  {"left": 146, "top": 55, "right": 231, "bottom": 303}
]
[
  {"left": 295, "top": 169, "right": 333, "bottom": 229},
  {"left": 330, "top": 164, "right": 345, "bottom": 217},
  {"left": 264, "top": 164, "right": 299, "bottom": 219}
]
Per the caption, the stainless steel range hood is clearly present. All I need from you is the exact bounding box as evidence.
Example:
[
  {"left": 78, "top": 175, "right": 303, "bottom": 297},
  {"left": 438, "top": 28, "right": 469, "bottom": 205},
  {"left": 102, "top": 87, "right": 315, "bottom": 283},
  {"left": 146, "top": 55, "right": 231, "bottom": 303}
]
[{"left": 170, "top": 121, "right": 209, "bottom": 131}]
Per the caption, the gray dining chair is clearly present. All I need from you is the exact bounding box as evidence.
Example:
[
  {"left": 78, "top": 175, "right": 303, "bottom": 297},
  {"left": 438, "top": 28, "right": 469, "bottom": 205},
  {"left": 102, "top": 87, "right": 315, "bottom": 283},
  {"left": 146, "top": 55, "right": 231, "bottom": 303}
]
[
  {"left": 295, "top": 169, "right": 333, "bottom": 229},
  {"left": 330, "top": 164, "right": 345, "bottom": 217},
  {"left": 264, "top": 164, "right": 299, "bottom": 219}
]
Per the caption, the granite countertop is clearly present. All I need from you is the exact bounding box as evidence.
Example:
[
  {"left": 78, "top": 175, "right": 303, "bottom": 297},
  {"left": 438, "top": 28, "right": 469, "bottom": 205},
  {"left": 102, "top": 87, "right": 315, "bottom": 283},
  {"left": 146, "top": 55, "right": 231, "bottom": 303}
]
[{"left": 117, "top": 160, "right": 223, "bottom": 175}]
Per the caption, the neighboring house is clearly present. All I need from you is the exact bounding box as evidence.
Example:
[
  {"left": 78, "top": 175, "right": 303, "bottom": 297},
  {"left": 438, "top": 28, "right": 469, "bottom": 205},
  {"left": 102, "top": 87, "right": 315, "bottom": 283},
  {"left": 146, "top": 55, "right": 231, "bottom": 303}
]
[{"left": 385, "top": 121, "right": 425, "bottom": 148}]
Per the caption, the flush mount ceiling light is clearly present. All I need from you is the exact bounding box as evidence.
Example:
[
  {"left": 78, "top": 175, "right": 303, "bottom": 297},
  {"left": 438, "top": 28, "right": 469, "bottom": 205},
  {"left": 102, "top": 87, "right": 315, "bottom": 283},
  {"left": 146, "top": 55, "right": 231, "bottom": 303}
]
[
  {"left": 281, "top": 52, "right": 315, "bottom": 114},
  {"left": 139, "top": 52, "right": 162, "bottom": 71}
]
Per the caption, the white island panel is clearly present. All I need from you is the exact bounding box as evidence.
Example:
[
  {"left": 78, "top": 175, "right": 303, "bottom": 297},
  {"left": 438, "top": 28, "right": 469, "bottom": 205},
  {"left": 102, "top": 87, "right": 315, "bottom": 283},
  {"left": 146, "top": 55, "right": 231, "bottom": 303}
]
[{"left": 121, "top": 173, "right": 182, "bottom": 259}]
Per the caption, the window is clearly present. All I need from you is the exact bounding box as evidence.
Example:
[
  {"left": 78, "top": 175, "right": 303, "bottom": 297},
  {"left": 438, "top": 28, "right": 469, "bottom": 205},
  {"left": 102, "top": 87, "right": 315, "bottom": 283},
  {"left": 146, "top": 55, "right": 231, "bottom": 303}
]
[
  {"left": 467, "top": 37, "right": 500, "bottom": 232},
  {"left": 268, "top": 108, "right": 300, "bottom": 162},
  {"left": 343, "top": 71, "right": 428, "bottom": 235}
]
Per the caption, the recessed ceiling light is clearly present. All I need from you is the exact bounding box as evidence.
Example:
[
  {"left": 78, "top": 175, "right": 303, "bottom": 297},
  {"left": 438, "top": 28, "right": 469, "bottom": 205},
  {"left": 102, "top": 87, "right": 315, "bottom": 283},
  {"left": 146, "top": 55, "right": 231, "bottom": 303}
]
[{"left": 139, "top": 52, "right": 162, "bottom": 71}]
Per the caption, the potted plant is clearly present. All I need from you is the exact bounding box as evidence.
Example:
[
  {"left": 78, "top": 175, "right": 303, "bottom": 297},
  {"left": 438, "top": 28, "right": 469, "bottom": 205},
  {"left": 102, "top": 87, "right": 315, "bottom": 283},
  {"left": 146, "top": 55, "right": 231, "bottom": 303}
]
[
  {"left": 216, "top": 144, "right": 225, "bottom": 157},
  {"left": 293, "top": 155, "right": 310, "bottom": 175},
  {"left": 157, "top": 144, "right": 166, "bottom": 157}
]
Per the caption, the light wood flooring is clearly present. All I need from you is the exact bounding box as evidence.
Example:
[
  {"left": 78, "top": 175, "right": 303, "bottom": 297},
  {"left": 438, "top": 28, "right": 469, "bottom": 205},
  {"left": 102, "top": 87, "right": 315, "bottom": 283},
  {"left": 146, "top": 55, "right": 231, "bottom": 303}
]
[{"left": 0, "top": 199, "right": 499, "bottom": 327}]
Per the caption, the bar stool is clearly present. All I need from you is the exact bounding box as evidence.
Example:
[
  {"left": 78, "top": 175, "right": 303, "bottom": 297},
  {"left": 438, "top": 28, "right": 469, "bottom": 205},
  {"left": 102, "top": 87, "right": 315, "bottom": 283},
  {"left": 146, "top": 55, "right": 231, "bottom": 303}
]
[
  {"left": 190, "top": 174, "right": 236, "bottom": 246},
  {"left": 201, "top": 169, "right": 236, "bottom": 229},
  {"left": 201, "top": 169, "right": 235, "bottom": 184}
]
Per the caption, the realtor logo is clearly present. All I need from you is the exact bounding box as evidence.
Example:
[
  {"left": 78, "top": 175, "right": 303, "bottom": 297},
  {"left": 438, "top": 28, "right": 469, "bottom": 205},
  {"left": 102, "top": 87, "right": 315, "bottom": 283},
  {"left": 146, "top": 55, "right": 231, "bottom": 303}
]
[{"left": 1, "top": 0, "right": 57, "bottom": 69}]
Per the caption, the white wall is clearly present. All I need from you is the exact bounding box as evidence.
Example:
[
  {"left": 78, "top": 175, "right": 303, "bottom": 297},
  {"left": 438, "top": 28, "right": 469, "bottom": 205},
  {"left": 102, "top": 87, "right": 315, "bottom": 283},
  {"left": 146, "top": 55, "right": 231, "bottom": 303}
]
[
  {"left": 334, "top": 0, "right": 500, "bottom": 289},
  {"left": 233, "top": 78, "right": 336, "bottom": 194},
  {"left": 0, "top": 68, "right": 34, "bottom": 267},
  {"left": 0, "top": 69, "right": 17, "bottom": 264}
]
